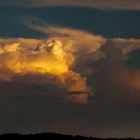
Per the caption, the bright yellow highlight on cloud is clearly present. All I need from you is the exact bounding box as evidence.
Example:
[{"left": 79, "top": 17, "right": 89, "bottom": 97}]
[
  {"left": 0, "top": 38, "right": 92, "bottom": 103},
  {"left": 0, "top": 39, "right": 71, "bottom": 75}
]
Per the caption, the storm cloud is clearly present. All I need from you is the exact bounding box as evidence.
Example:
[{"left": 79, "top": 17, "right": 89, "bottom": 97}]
[{"left": 0, "top": 26, "right": 140, "bottom": 137}]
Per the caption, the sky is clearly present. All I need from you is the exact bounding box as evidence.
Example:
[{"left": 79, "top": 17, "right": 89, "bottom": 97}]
[{"left": 0, "top": 0, "right": 140, "bottom": 138}]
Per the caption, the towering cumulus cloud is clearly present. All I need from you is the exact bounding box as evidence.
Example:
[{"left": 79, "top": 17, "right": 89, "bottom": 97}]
[
  {"left": 0, "top": 25, "right": 106, "bottom": 103},
  {"left": 1, "top": 25, "right": 140, "bottom": 105},
  {"left": 0, "top": 36, "right": 95, "bottom": 103}
]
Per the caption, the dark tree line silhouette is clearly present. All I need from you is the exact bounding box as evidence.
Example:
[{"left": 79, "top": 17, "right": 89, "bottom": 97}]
[{"left": 0, "top": 133, "right": 138, "bottom": 140}]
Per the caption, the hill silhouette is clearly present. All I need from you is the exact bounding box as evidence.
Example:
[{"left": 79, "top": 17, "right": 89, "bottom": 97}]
[{"left": 0, "top": 132, "right": 138, "bottom": 140}]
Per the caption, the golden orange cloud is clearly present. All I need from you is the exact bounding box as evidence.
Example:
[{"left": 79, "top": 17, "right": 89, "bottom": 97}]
[
  {"left": 0, "top": 38, "right": 93, "bottom": 103},
  {"left": 1, "top": 26, "right": 140, "bottom": 104}
]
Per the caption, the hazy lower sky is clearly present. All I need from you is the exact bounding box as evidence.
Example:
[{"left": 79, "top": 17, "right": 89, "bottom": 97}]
[{"left": 0, "top": 0, "right": 140, "bottom": 138}]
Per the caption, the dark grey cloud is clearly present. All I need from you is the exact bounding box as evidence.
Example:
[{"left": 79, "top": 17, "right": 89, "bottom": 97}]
[
  {"left": 94, "top": 40, "right": 140, "bottom": 106},
  {"left": 1, "top": 0, "right": 140, "bottom": 10},
  {"left": 0, "top": 0, "right": 28, "bottom": 7},
  {"left": 0, "top": 80, "right": 140, "bottom": 138}
]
